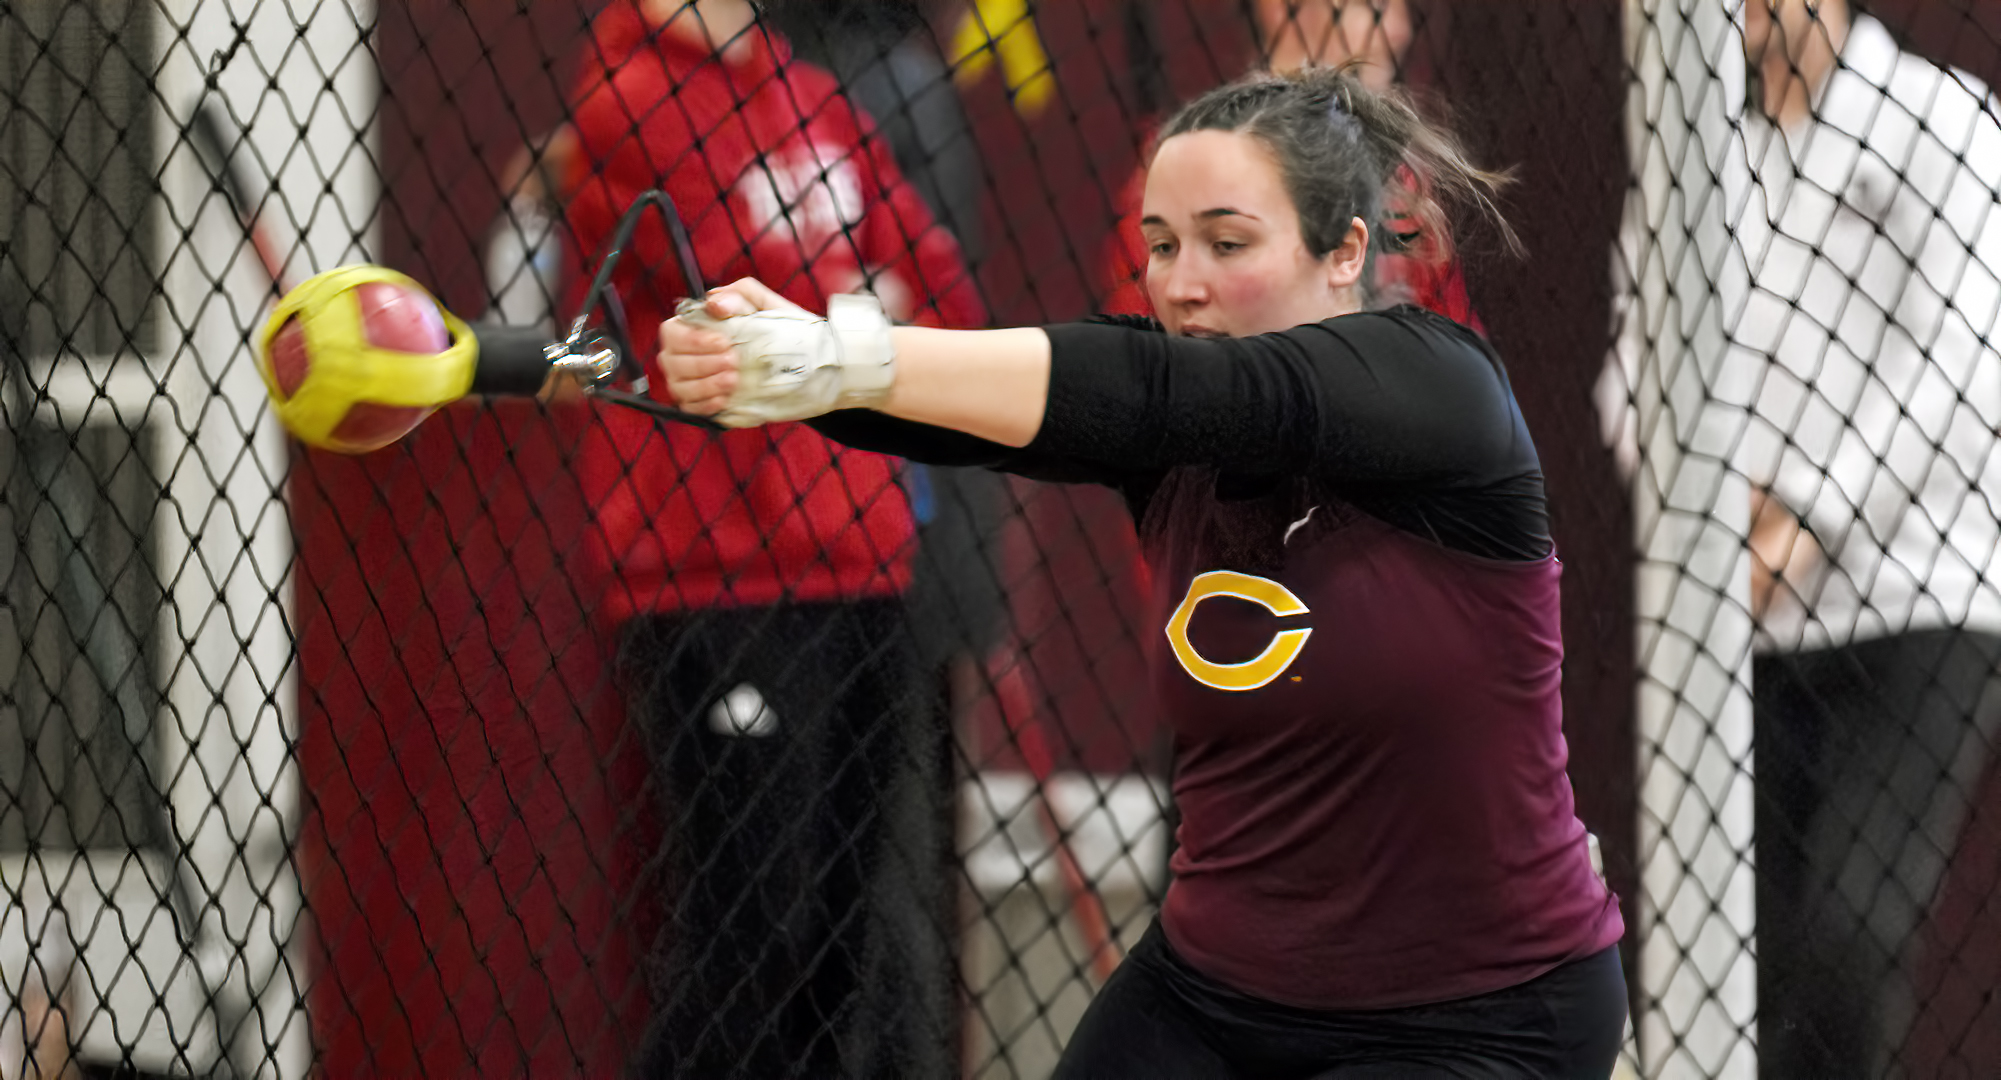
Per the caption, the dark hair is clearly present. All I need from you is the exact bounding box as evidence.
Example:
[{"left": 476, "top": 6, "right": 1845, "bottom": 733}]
[{"left": 1158, "top": 64, "right": 1516, "bottom": 298}]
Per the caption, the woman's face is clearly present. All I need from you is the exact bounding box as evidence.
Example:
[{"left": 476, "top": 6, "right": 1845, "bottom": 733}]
[{"left": 1141, "top": 130, "right": 1366, "bottom": 338}]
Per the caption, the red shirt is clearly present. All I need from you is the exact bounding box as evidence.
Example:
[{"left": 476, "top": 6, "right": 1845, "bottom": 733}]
[{"left": 563, "top": 4, "right": 983, "bottom": 617}]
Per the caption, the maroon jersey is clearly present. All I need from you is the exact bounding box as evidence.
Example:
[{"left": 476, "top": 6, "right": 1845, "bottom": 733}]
[
  {"left": 1143, "top": 470, "right": 1619, "bottom": 1008},
  {"left": 812, "top": 307, "right": 1623, "bottom": 1008}
]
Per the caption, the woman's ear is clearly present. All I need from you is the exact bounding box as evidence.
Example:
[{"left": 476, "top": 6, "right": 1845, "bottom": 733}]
[{"left": 1325, "top": 217, "right": 1370, "bottom": 293}]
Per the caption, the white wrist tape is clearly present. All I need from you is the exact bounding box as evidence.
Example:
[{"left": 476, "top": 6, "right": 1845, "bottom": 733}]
[
  {"left": 825, "top": 293, "right": 897, "bottom": 407},
  {"left": 677, "top": 293, "right": 896, "bottom": 428}
]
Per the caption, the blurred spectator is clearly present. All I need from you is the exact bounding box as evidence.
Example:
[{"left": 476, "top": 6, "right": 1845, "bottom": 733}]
[
  {"left": 1, "top": 888, "right": 74, "bottom": 1080},
  {"left": 771, "top": 0, "right": 984, "bottom": 261},
  {"left": 483, "top": 131, "right": 569, "bottom": 332},
  {"left": 768, "top": 0, "right": 1011, "bottom": 675},
  {"left": 1259, "top": 0, "right": 1414, "bottom": 84},
  {"left": 1723, "top": 1, "right": 2001, "bottom": 1074},
  {"left": 534, "top": 1, "right": 983, "bottom": 1075}
]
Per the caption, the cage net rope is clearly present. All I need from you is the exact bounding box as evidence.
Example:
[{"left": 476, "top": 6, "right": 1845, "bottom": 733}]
[{"left": 2, "top": 0, "right": 2000, "bottom": 1077}]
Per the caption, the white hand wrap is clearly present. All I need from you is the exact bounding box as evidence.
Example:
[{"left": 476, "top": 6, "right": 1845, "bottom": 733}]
[{"left": 677, "top": 293, "right": 896, "bottom": 428}]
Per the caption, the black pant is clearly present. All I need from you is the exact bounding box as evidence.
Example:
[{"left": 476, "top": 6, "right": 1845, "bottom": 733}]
[
  {"left": 1054, "top": 922, "right": 1627, "bottom": 1079},
  {"left": 620, "top": 601, "right": 953, "bottom": 1079},
  {"left": 1754, "top": 629, "right": 2001, "bottom": 1079}
]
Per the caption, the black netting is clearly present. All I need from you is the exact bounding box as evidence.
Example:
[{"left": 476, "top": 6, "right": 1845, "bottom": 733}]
[{"left": 1, "top": 1, "right": 1999, "bottom": 1077}]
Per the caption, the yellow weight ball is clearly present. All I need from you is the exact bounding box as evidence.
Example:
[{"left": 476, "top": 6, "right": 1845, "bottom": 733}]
[{"left": 257, "top": 265, "right": 477, "bottom": 454}]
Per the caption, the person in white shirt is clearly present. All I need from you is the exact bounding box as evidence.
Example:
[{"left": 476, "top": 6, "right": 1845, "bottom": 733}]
[{"left": 1730, "top": 1, "right": 2001, "bottom": 1074}]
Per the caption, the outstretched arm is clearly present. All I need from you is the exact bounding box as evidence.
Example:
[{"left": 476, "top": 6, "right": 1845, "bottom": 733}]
[
  {"left": 660, "top": 279, "right": 1551, "bottom": 559},
  {"left": 660, "top": 277, "right": 1526, "bottom": 487},
  {"left": 879, "top": 325, "right": 1051, "bottom": 446},
  {"left": 663, "top": 278, "right": 1052, "bottom": 446}
]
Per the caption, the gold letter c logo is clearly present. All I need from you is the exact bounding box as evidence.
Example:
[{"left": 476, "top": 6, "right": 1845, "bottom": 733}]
[{"left": 1164, "top": 571, "right": 1312, "bottom": 692}]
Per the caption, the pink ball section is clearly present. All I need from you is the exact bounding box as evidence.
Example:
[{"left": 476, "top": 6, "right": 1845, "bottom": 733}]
[
  {"left": 356, "top": 279, "right": 449, "bottom": 354},
  {"left": 328, "top": 280, "right": 449, "bottom": 450},
  {"left": 266, "top": 278, "right": 455, "bottom": 452},
  {"left": 268, "top": 317, "right": 310, "bottom": 399}
]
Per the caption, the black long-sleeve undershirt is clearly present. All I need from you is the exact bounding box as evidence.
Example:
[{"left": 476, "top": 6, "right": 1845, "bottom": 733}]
[{"left": 807, "top": 307, "right": 1552, "bottom": 561}]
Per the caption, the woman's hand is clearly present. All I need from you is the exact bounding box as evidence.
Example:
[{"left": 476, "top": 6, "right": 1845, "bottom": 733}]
[
  {"left": 658, "top": 277, "right": 895, "bottom": 427},
  {"left": 657, "top": 308, "right": 740, "bottom": 418},
  {"left": 698, "top": 276, "right": 808, "bottom": 320},
  {"left": 657, "top": 278, "right": 803, "bottom": 417}
]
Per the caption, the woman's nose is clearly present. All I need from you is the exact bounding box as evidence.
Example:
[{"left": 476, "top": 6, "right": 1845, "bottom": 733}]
[{"left": 1157, "top": 259, "right": 1209, "bottom": 306}]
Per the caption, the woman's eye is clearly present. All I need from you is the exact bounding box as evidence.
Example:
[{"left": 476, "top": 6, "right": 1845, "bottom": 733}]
[
  {"left": 1213, "top": 240, "right": 1244, "bottom": 255},
  {"left": 1149, "top": 241, "right": 1176, "bottom": 257}
]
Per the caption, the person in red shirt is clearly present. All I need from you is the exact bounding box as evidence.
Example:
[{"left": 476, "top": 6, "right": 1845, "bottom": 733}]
[
  {"left": 554, "top": 2, "right": 982, "bottom": 1075},
  {"left": 661, "top": 63, "right": 1626, "bottom": 1077}
]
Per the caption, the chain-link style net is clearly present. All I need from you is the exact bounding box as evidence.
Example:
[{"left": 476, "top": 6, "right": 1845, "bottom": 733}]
[
  {"left": 1607, "top": 2, "right": 2001, "bottom": 1075},
  {"left": 3, "top": 0, "right": 2000, "bottom": 1077}
]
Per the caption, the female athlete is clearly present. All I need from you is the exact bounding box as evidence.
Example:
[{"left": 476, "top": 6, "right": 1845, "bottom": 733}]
[{"left": 658, "top": 65, "right": 1628, "bottom": 1078}]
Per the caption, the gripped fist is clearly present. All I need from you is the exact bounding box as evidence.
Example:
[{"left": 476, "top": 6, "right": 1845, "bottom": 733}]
[{"left": 658, "top": 278, "right": 894, "bottom": 428}]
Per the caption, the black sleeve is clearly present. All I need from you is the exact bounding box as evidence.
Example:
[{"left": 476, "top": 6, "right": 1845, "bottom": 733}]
[
  {"left": 813, "top": 307, "right": 1548, "bottom": 558},
  {"left": 804, "top": 409, "right": 1161, "bottom": 493},
  {"left": 1032, "top": 308, "right": 1550, "bottom": 559},
  {"left": 804, "top": 313, "right": 1175, "bottom": 483},
  {"left": 806, "top": 409, "right": 1016, "bottom": 469},
  {"left": 1032, "top": 309, "right": 1536, "bottom": 485}
]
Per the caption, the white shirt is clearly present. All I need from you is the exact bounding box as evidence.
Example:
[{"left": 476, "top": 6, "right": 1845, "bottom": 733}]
[{"left": 1731, "top": 15, "right": 2001, "bottom": 650}]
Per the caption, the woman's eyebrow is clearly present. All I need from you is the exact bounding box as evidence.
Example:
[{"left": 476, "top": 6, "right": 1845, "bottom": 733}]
[{"left": 1140, "top": 207, "right": 1258, "bottom": 228}]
